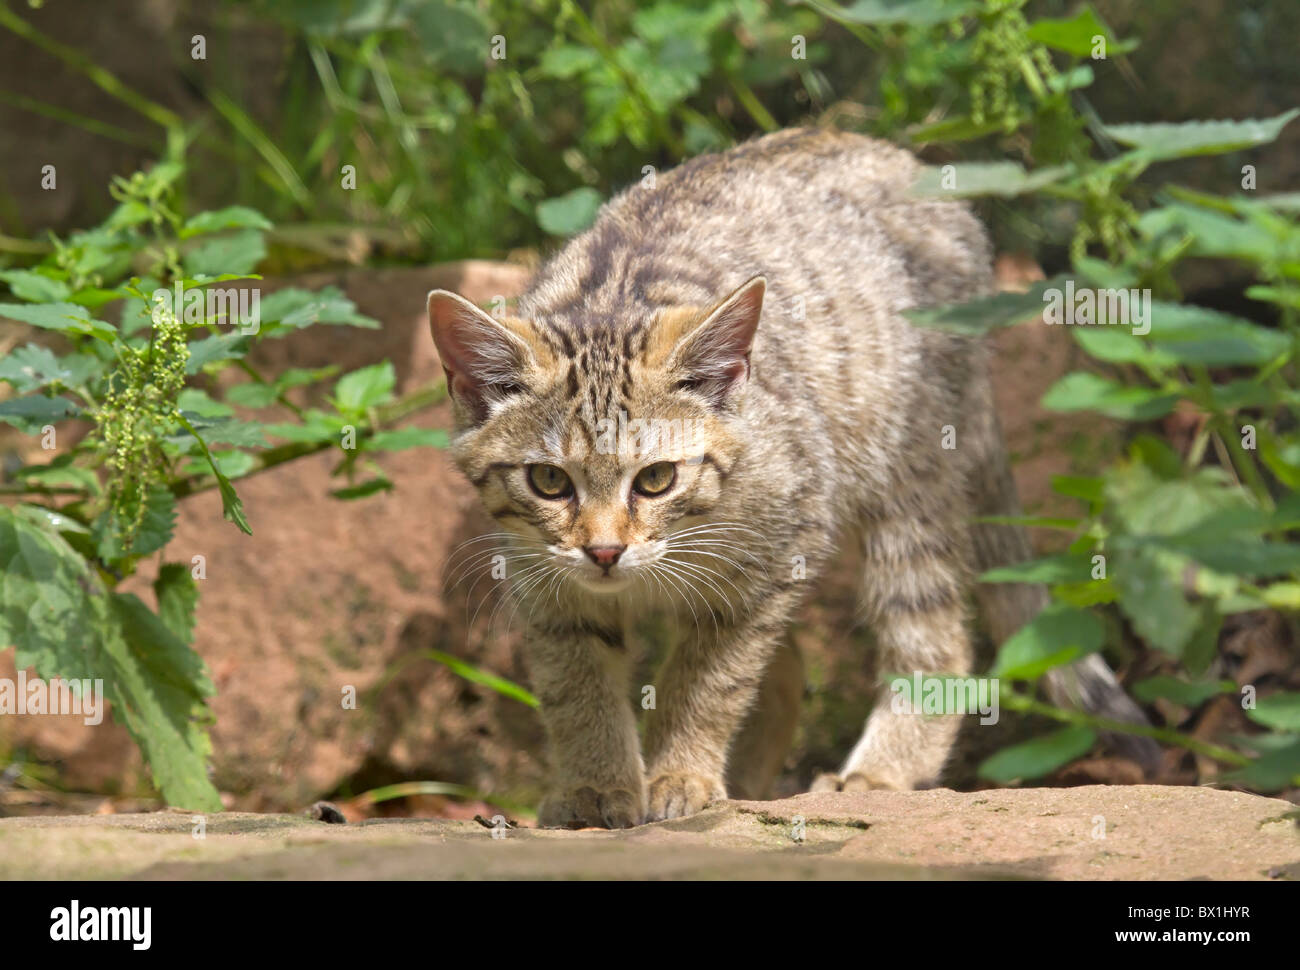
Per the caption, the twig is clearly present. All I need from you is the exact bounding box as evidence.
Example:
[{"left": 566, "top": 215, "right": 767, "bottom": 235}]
[{"left": 1000, "top": 690, "right": 1250, "bottom": 766}]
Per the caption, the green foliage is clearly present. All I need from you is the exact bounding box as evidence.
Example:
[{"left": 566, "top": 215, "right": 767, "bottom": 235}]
[
  {"left": 0, "top": 157, "right": 450, "bottom": 808},
  {"left": 978, "top": 725, "right": 1097, "bottom": 783},
  {"left": 888, "top": 6, "right": 1300, "bottom": 790}
]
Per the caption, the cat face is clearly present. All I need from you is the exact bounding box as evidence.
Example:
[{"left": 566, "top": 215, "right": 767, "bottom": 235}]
[{"left": 428, "top": 278, "right": 764, "bottom": 595}]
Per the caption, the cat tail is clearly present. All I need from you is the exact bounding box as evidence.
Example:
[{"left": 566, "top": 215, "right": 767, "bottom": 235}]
[{"left": 965, "top": 385, "right": 1162, "bottom": 774}]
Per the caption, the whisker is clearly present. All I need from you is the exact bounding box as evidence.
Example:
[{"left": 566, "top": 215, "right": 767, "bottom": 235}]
[
  {"left": 473, "top": 559, "right": 551, "bottom": 631},
  {"left": 653, "top": 560, "right": 717, "bottom": 639},
  {"left": 663, "top": 545, "right": 768, "bottom": 579},
  {"left": 445, "top": 549, "right": 544, "bottom": 593},
  {"left": 661, "top": 557, "right": 736, "bottom": 626},
  {"left": 505, "top": 561, "right": 580, "bottom": 633}
]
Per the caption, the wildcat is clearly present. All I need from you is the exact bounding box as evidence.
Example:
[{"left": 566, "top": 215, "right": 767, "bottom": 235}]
[{"left": 428, "top": 128, "right": 1149, "bottom": 828}]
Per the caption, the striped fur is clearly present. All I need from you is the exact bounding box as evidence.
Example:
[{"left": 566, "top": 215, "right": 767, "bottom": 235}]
[{"left": 428, "top": 128, "right": 1143, "bottom": 828}]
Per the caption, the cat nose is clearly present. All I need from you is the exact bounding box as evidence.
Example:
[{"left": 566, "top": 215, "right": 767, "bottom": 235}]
[{"left": 584, "top": 545, "right": 626, "bottom": 568}]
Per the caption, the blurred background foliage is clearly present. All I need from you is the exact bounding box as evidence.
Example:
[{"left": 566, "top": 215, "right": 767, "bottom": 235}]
[{"left": 0, "top": 0, "right": 1297, "bottom": 283}]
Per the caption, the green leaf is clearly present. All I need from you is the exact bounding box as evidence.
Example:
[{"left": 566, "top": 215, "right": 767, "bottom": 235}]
[
  {"left": 14, "top": 455, "right": 100, "bottom": 494},
  {"left": 256, "top": 286, "right": 379, "bottom": 332},
  {"left": 14, "top": 503, "right": 90, "bottom": 536},
  {"left": 66, "top": 286, "right": 128, "bottom": 310},
  {"left": 263, "top": 409, "right": 345, "bottom": 443},
  {"left": 1112, "top": 545, "right": 1200, "bottom": 656},
  {"left": 1157, "top": 537, "right": 1300, "bottom": 578},
  {"left": 972, "top": 515, "right": 1080, "bottom": 530},
  {"left": 426, "top": 649, "right": 539, "bottom": 708},
  {"left": 177, "top": 388, "right": 234, "bottom": 419},
  {"left": 185, "top": 333, "right": 251, "bottom": 374},
  {"left": 209, "top": 449, "right": 256, "bottom": 478},
  {"left": 407, "top": 0, "right": 493, "bottom": 75},
  {"left": 537, "top": 43, "right": 602, "bottom": 79},
  {"left": 0, "top": 301, "right": 115, "bottom": 341},
  {"left": 177, "top": 413, "right": 251, "bottom": 535},
  {"left": 0, "top": 343, "right": 103, "bottom": 394},
  {"left": 801, "top": 0, "right": 979, "bottom": 27},
  {"left": 1230, "top": 738, "right": 1300, "bottom": 792},
  {"left": 537, "top": 187, "right": 603, "bottom": 236},
  {"left": 181, "top": 206, "right": 273, "bottom": 238},
  {"left": 1046, "top": 64, "right": 1095, "bottom": 93},
  {"left": 1051, "top": 475, "right": 1104, "bottom": 504},
  {"left": 0, "top": 269, "right": 71, "bottom": 302},
  {"left": 182, "top": 229, "right": 267, "bottom": 277},
  {"left": 1246, "top": 693, "right": 1300, "bottom": 732},
  {"left": 906, "top": 275, "right": 1068, "bottom": 334},
  {"left": 333, "top": 361, "right": 396, "bottom": 413},
  {"left": 1128, "top": 434, "right": 1184, "bottom": 479},
  {"left": 0, "top": 506, "right": 105, "bottom": 670},
  {"left": 102, "top": 591, "right": 222, "bottom": 811},
  {"left": 225, "top": 365, "right": 338, "bottom": 409},
  {"left": 154, "top": 563, "right": 199, "bottom": 645},
  {"left": 223, "top": 381, "right": 279, "bottom": 409},
  {"left": 908, "top": 114, "right": 1007, "bottom": 144},
  {"left": 991, "top": 604, "right": 1103, "bottom": 680},
  {"left": 0, "top": 395, "right": 80, "bottom": 433},
  {"left": 1132, "top": 676, "right": 1235, "bottom": 706},
  {"left": 1051, "top": 578, "right": 1117, "bottom": 609},
  {"left": 1185, "top": 608, "right": 1230, "bottom": 671},
  {"left": 1262, "top": 582, "right": 1300, "bottom": 609},
  {"left": 93, "top": 485, "right": 176, "bottom": 561},
  {"left": 1071, "top": 325, "right": 1169, "bottom": 366},
  {"left": 1105, "top": 463, "right": 1251, "bottom": 538},
  {"left": 1139, "top": 302, "right": 1289, "bottom": 366},
  {"left": 1260, "top": 431, "right": 1300, "bottom": 493},
  {"left": 1140, "top": 204, "right": 1279, "bottom": 264},
  {"left": 1026, "top": 6, "right": 1136, "bottom": 58},
  {"left": 171, "top": 415, "right": 267, "bottom": 450},
  {"left": 1041, "top": 372, "right": 1178, "bottom": 420},
  {"left": 980, "top": 553, "right": 1094, "bottom": 584},
  {"left": 909, "top": 162, "right": 1073, "bottom": 199},
  {"left": 978, "top": 726, "right": 1097, "bottom": 783},
  {"left": 330, "top": 477, "right": 393, "bottom": 500},
  {"left": 1103, "top": 109, "right": 1300, "bottom": 162},
  {"left": 364, "top": 426, "right": 450, "bottom": 451},
  {"left": 1248, "top": 285, "right": 1300, "bottom": 310},
  {"left": 0, "top": 508, "right": 221, "bottom": 811}
]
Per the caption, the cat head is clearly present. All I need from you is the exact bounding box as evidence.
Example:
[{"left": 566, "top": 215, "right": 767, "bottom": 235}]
[{"left": 427, "top": 277, "right": 765, "bottom": 594}]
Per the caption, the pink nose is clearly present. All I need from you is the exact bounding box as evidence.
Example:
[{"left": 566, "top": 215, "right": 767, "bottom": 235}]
[{"left": 584, "top": 545, "right": 625, "bottom": 568}]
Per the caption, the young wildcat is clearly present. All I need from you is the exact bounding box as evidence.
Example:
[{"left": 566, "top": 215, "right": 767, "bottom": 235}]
[{"left": 428, "top": 127, "right": 1147, "bottom": 828}]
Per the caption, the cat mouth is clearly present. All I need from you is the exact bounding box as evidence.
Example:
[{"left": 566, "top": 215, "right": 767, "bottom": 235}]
[{"left": 572, "top": 570, "right": 633, "bottom": 593}]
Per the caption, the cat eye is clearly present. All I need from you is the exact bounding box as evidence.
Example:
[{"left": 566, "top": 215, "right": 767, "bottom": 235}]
[
  {"left": 633, "top": 461, "right": 676, "bottom": 497},
  {"left": 527, "top": 463, "right": 573, "bottom": 499}
]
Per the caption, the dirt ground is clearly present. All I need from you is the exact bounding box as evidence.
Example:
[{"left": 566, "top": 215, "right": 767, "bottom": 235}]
[{"left": 1, "top": 257, "right": 1292, "bottom": 821}]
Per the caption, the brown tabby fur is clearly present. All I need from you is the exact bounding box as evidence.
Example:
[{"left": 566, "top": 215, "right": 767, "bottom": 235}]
[{"left": 428, "top": 128, "right": 1149, "bottom": 828}]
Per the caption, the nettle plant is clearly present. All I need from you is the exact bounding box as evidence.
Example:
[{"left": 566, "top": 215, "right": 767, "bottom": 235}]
[
  {"left": 0, "top": 160, "right": 447, "bottom": 810},
  {"left": 828, "top": 1, "right": 1300, "bottom": 788}
]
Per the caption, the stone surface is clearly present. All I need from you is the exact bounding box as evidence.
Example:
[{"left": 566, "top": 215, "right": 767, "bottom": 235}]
[{"left": 2, "top": 786, "right": 1296, "bottom": 881}]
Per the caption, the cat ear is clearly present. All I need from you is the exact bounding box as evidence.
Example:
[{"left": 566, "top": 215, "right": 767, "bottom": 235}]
[
  {"left": 664, "top": 276, "right": 765, "bottom": 407},
  {"left": 427, "top": 290, "right": 534, "bottom": 423}
]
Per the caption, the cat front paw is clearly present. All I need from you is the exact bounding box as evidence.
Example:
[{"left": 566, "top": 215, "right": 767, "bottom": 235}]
[
  {"left": 809, "top": 770, "right": 905, "bottom": 792},
  {"left": 645, "top": 771, "right": 725, "bottom": 821},
  {"left": 537, "top": 785, "right": 644, "bottom": 829}
]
